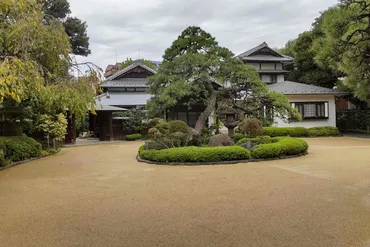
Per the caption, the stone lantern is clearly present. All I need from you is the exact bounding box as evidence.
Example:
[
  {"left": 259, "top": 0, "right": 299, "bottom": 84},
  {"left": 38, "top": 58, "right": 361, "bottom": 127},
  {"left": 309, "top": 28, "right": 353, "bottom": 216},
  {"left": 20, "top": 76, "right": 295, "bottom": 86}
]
[{"left": 219, "top": 103, "right": 239, "bottom": 139}]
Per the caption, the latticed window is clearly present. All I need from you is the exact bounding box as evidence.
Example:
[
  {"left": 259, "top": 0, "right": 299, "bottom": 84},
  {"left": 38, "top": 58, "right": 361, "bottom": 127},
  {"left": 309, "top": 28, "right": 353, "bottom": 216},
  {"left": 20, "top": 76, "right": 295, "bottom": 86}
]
[{"left": 292, "top": 102, "right": 328, "bottom": 119}]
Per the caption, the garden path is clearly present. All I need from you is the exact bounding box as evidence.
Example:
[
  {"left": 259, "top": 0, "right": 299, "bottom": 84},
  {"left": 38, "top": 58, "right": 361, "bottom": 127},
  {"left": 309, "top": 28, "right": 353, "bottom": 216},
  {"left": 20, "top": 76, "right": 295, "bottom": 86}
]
[{"left": 0, "top": 138, "right": 370, "bottom": 247}]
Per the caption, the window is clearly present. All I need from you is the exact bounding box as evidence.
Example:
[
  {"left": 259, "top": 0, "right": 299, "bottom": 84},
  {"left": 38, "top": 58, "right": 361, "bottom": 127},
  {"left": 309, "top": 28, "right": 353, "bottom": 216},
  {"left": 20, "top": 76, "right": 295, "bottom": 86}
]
[
  {"left": 271, "top": 75, "right": 277, "bottom": 83},
  {"left": 292, "top": 102, "right": 328, "bottom": 119}
]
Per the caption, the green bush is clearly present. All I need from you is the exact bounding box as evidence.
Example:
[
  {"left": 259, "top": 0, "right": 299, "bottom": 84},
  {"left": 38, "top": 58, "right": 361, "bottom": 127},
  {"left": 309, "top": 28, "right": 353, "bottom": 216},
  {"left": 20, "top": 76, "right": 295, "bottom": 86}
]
[
  {"left": 234, "top": 133, "right": 246, "bottom": 142},
  {"left": 168, "top": 120, "right": 189, "bottom": 134},
  {"left": 139, "top": 146, "right": 251, "bottom": 163},
  {"left": 0, "top": 136, "right": 42, "bottom": 162},
  {"left": 0, "top": 150, "right": 5, "bottom": 167},
  {"left": 236, "top": 136, "right": 276, "bottom": 146},
  {"left": 148, "top": 121, "right": 191, "bottom": 148},
  {"left": 263, "top": 127, "right": 309, "bottom": 137},
  {"left": 154, "top": 122, "right": 170, "bottom": 133},
  {"left": 308, "top": 127, "right": 340, "bottom": 137},
  {"left": 251, "top": 138, "right": 308, "bottom": 159},
  {"left": 148, "top": 118, "right": 163, "bottom": 128},
  {"left": 240, "top": 118, "right": 264, "bottom": 137},
  {"left": 125, "top": 134, "right": 142, "bottom": 141},
  {"left": 263, "top": 127, "right": 339, "bottom": 137}
]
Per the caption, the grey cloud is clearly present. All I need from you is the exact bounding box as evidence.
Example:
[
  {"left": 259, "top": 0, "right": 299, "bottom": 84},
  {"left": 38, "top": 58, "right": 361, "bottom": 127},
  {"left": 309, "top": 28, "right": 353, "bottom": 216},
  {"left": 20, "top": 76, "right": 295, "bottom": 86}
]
[{"left": 69, "top": 0, "right": 338, "bottom": 70}]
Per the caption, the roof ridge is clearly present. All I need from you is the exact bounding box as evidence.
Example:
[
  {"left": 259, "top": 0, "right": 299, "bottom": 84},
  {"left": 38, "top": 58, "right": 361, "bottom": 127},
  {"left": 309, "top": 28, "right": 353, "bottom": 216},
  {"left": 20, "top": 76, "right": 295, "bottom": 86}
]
[{"left": 105, "top": 62, "right": 157, "bottom": 81}]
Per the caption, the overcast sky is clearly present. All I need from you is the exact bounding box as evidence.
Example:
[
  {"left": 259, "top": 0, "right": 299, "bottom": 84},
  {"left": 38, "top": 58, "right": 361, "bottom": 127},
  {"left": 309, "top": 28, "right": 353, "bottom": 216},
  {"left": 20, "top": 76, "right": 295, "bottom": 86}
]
[{"left": 69, "top": 0, "right": 338, "bottom": 70}]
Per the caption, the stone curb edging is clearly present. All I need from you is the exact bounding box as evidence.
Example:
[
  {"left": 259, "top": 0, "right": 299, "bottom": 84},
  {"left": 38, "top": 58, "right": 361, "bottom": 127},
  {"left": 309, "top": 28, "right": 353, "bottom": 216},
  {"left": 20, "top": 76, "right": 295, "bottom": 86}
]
[
  {"left": 0, "top": 149, "right": 61, "bottom": 171},
  {"left": 136, "top": 152, "right": 308, "bottom": 166}
]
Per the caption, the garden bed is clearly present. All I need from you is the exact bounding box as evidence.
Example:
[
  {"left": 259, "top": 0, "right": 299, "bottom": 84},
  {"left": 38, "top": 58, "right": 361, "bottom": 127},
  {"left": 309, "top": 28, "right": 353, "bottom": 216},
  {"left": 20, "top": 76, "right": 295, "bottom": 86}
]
[
  {"left": 0, "top": 148, "right": 60, "bottom": 171},
  {"left": 137, "top": 137, "right": 309, "bottom": 166},
  {"left": 136, "top": 153, "right": 307, "bottom": 166}
]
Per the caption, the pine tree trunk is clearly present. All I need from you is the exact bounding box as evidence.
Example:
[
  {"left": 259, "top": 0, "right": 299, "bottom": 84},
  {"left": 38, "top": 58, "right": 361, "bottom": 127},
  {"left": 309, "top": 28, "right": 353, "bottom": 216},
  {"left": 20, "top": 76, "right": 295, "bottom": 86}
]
[{"left": 193, "top": 82, "right": 218, "bottom": 137}]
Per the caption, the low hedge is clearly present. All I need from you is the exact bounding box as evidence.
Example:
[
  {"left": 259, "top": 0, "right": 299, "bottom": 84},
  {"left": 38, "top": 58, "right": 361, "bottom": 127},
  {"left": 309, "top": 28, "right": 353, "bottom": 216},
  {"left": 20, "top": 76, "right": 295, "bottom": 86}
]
[
  {"left": 138, "top": 145, "right": 251, "bottom": 163},
  {"left": 125, "top": 134, "right": 142, "bottom": 141},
  {"left": 234, "top": 133, "right": 247, "bottom": 142},
  {"left": 251, "top": 138, "right": 308, "bottom": 159},
  {"left": 263, "top": 126, "right": 340, "bottom": 137},
  {"left": 263, "top": 127, "right": 308, "bottom": 137},
  {"left": 307, "top": 127, "right": 339, "bottom": 137},
  {"left": 0, "top": 136, "right": 42, "bottom": 164}
]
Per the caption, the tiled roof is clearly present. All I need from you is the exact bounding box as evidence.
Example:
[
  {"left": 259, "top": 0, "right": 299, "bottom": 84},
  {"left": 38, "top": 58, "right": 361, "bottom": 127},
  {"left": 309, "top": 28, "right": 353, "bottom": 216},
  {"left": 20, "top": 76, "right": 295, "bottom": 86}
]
[
  {"left": 268, "top": 81, "right": 347, "bottom": 95},
  {"left": 242, "top": 55, "right": 293, "bottom": 62},
  {"left": 237, "top": 42, "right": 270, "bottom": 58},
  {"left": 105, "top": 62, "right": 157, "bottom": 81},
  {"left": 94, "top": 104, "right": 127, "bottom": 111},
  {"left": 257, "top": 69, "right": 289, "bottom": 73},
  {"left": 101, "top": 78, "right": 148, "bottom": 88},
  {"left": 237, "top": 42, "right": 293, "bottom": 62}
]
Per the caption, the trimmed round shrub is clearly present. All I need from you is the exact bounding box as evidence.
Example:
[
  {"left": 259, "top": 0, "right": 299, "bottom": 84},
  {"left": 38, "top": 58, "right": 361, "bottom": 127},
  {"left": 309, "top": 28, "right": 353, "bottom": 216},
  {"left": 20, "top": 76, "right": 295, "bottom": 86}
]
[
  {"left": 308, "top": 127, "right": 340, "bottom": 137},
  {"left": 240, "top": 118, "right": 264, "bottom": 137},
  {"left": 234, "top": 133, "right": 247, "bottom": 143},
  {"left": 148, "top": 118, "right": 163, "bottom": 128},
  {"left": 139, "top": 145, "right": 251, "bottom": 163},
  {"left": 168, "top": 120, "right": 189, "bottom": 134},
  {"left": 155, "top": 122, "right": 170, "bottom": 133},
  {"left": 251, "top": 138, "right": 308, "bottom": 159},
  {"left": 168, "top": 132, "right": 190, "bottom": 147},
  {"left": 236, "top": 136, "right": 275, "bottom": 146},
  {"left": 209, "top": 134, "right": 234, "bottom": 147},
  {"left": 0, "top": 137, "right": 42, "bottom": 162},
  {"left": 125, "top": 133, "right": 142, "bottom": 141}
]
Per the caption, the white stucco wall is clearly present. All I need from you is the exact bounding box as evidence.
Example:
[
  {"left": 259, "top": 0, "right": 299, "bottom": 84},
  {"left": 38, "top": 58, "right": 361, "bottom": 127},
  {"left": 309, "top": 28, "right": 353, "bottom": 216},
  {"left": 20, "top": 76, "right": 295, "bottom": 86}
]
[
  {"left": 274, "top": 95, "right": 337, "bottom": 128},
  {"left": 276, "top": 63, "right": 283, "bottom": 70}
]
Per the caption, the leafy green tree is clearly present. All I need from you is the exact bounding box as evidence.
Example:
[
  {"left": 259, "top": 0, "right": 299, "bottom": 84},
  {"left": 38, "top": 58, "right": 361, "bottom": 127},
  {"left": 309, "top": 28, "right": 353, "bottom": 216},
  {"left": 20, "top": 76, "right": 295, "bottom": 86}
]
[
  {"left": 148, "top": 26, "right": 299, "bottom": 136},
  {"left": 42, "top": 0, "right": 91, "bottom": 56},
  {"left": 313, "top": 1, "right": 370, "bottom": 99},
  {"left": 278, "top": 39, "right": 296, "bottom": 58},
  {"left": 218, "top": 61, "right": 301, "bottom": 125},
  {"left": 0, "top": 0, "right": 70, "bottom": 103},
  {"left": 120, "top": 58, "right": 158, "bottom": 71},
  {"left": 36, "top": 113, "right": 67, "bottom": 148},
  {"left": 0, "top": 0, "right": 97, "bottom": 133},
  {"left": 279, "top": 28, "right": 341, "bottom": 88},
  {"left": 114, "top": 107, "right": 148, "bottom": 134}
]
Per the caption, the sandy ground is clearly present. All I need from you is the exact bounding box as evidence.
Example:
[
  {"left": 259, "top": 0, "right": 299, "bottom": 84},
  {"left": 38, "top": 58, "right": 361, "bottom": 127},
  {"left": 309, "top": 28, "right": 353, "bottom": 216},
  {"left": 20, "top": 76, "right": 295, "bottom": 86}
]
[{"left": 0, "top": 137, "right": 370, "bottom": 247}]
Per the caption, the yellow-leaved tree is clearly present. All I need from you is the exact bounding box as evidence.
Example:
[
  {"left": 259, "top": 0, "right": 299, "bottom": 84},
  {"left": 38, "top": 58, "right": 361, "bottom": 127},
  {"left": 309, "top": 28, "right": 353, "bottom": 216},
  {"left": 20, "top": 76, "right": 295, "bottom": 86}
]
[{"left": 0, "top": 0, "right": 100, "bottom": 139}]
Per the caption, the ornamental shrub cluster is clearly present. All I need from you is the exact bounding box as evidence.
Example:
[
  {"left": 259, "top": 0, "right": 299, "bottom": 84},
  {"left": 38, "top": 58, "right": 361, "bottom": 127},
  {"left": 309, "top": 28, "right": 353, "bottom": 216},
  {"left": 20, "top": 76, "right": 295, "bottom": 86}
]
[
  {"left": 148, "top": 120, "right": 191, "bottom": 148},
  {"left": 251, "top": 138, "right": 308, "bottom": 159},
  {"left": 125, "top": 134, "right": 142, "bottom": 141},
  {"left": 0, "top": 137, "right": 42, "bottom": 165},
  {"left": 139, "top": 145, "right": 251, "bottom": 163}
]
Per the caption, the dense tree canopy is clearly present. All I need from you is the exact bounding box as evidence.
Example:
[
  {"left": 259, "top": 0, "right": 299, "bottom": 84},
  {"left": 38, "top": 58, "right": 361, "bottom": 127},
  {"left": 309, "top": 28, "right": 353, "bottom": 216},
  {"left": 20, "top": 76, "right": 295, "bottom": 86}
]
[
  {"left": 42, "top": 0, "right": 91, "bottom": 56},
  {"left": 0, "top": 0, "right": 97, "bottom": 129},
  {"left": 149, "top": 26, "right": 299, "bottom": 135},
  {"left": 279, "top": 26, "right": 341, "bottom": 89},
  {"left": 313, "top": 0, "right": 370, "bottom": 99}
]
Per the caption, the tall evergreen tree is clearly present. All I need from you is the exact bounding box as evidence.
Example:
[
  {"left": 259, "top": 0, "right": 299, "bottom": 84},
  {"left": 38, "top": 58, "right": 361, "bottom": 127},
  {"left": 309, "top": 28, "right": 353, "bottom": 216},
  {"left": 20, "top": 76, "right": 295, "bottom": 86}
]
[{"left": 42, "top": 0, "right": 91, "bottom": 56}]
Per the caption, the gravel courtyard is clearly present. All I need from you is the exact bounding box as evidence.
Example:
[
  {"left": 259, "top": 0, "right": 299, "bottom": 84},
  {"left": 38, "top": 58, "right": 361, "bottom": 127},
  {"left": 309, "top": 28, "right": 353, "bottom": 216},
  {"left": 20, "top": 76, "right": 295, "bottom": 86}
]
[{"left": 0, "top": 137, "right": 370, "bottom": 247}]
